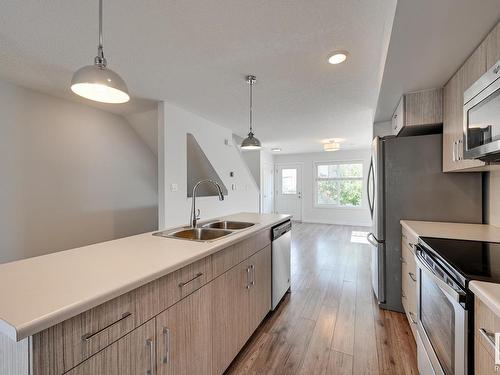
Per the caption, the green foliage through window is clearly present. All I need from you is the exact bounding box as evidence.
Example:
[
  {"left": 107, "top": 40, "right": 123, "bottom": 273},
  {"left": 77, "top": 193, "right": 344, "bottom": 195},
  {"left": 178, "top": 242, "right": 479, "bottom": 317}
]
[{"left": 316, "top": 163, "right": 363, "bottom": 207}]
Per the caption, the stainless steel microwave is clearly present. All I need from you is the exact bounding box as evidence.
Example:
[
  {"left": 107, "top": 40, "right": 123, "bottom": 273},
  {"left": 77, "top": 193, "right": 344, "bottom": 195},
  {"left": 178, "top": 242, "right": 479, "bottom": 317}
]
[{"left": 463, "top": 59, "right": 500, "bottom": 161}]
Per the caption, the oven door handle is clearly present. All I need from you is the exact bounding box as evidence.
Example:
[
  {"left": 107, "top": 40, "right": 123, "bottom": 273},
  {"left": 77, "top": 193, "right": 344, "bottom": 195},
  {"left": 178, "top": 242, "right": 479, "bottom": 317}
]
[{"left": 415, "top": 249, "right": 465, "bottom": 303}]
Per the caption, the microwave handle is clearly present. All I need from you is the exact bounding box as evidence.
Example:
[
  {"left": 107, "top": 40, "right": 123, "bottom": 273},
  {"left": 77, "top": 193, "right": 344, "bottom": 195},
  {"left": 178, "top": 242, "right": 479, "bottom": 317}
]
[{"left": 415, "top": 247, "right": 465, "bottom": 303}]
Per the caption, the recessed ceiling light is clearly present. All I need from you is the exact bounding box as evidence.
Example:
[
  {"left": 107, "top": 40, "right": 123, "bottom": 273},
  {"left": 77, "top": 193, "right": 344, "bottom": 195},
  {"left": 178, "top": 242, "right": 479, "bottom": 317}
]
[
  {"left": 328, "top": 51, "right": 348, "bottom": 65},
  {"left": 271, "top": 148, "right": 282, "bottom": 152}
]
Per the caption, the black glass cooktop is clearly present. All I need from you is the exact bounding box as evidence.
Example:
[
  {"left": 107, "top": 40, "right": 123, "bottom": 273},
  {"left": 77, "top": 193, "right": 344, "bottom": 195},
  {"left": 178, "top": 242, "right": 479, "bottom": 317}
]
[{"left": 420, "top": 237, "right": 500, "bottom": 286}]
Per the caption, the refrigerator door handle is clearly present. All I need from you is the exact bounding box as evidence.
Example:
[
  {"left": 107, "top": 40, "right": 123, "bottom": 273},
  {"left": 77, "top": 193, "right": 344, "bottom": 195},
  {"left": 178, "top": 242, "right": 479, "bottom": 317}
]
[
  {"left": 367, "top": 158, "right": 374, "bottom": 218},
  {"left": 367, "top": 232, "right": 383, "bottom": 247}
]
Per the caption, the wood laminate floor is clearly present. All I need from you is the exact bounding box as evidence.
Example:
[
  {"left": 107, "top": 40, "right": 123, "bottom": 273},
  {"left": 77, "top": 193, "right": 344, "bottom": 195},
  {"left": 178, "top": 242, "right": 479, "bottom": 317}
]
[{"left": 226, "top": 222, "right": 418, "bottom": 375}]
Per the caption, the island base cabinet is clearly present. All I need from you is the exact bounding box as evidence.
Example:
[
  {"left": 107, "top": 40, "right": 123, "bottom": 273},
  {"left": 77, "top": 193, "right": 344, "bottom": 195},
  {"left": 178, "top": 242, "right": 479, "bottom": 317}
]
[
  {"left": 65, "top": 319, "right": 156, "bottom": 375},
  {"left": 155, "top": 284, "right": 213, "bottom": 375},
  {"left": 212, "top": 245, "right": 272, "bottom": 374}
]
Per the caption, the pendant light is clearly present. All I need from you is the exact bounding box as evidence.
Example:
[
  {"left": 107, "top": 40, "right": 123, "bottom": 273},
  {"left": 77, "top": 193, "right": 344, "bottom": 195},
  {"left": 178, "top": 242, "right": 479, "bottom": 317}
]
[
  {"left": 71, "top": 0, "right": 130, "bottom": 104},
  {"left": 241, "top": 75, "right": 262, "bottom": 150}
]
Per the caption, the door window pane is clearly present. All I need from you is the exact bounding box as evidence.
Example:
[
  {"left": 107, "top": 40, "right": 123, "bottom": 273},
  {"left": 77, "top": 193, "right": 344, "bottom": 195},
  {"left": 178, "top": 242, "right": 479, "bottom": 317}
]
[{"left": 281, "top": 169, "right": 297, "bottom": 194}]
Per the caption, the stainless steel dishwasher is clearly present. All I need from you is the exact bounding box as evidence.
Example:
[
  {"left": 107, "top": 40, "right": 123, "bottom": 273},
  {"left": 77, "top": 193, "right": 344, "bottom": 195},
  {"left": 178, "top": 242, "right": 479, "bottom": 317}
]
[{"left": 272, "top": 220, "right": 292, "bottom": 310}]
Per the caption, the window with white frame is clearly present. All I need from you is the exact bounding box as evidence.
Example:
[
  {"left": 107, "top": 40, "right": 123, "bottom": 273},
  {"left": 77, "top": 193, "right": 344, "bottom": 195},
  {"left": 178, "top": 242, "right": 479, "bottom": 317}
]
[{"left": 315, "top": 161, "right": 363, "bottom": 207}]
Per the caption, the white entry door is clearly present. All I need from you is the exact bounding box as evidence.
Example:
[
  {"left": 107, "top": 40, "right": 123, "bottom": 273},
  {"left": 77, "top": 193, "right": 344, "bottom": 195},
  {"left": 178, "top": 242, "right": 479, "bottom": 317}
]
[
  {"left": 261, "top": 163, "right": 274, "bottom": 214},
  {"left": 275, "top": 164, "right": 302, "bottom": 221}
]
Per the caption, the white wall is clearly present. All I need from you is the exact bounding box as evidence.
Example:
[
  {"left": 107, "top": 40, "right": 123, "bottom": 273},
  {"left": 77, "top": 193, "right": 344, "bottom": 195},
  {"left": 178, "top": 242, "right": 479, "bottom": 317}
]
[
  {"left": 274, "top": 149, "right": 372, "bottom": 226},
  {"left": 158, "top": 102, "right": 260, "bottom": 228},
  {"left": 373, "top": 120, "right": 393, "bottom": 138},
  {"left": 0, "top": 80, "right": 158, "bottom": 263}
]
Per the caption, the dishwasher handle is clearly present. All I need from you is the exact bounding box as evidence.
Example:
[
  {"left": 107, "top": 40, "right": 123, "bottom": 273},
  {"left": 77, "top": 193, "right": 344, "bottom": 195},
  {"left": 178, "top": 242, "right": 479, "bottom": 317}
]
[{"left": 272, "top": 221, "right": 292, "bottom": 240}]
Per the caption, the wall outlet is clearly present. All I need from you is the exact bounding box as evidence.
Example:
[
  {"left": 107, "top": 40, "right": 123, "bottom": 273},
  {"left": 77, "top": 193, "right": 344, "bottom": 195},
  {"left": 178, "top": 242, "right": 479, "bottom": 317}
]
[{"left": 170, "top": 183, "right": 178, "bottom": 192}]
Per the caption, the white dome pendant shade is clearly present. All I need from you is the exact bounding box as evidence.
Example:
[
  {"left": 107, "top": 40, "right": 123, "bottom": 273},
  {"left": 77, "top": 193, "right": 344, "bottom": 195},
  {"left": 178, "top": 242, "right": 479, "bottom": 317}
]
[
  {"left": 241, "top": 75, "right": 262, "bottom": 150},
  {"left": 71, "top": 0, "right": 129, "bottom": 104}
]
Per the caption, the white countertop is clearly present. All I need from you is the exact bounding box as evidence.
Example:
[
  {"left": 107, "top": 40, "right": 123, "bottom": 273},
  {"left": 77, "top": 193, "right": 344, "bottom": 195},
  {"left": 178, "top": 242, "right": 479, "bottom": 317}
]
[
  {"left": 401, "top": 219, "right": 500, "bottom": 318},
  {"left": 469, "top": 281, "right": 500, "bottom": 317},
  {"left": 0, "top": 212, "right": 290, "bottom": 342},
  {"left": 401, "top": 220, "right": 500, "bottom": 242}
]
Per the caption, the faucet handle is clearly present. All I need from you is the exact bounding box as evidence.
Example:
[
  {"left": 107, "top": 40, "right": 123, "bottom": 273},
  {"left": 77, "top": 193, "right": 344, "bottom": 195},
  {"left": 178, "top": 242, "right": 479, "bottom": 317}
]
[{"left": 196, "top": 209, "right": 201, "bottom": 219}]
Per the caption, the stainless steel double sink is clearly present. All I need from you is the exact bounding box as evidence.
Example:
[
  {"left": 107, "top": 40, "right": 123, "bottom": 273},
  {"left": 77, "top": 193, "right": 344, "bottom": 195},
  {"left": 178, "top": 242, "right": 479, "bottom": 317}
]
[{"left": 153, "top": 221, "right": 255, "bottom": 242}]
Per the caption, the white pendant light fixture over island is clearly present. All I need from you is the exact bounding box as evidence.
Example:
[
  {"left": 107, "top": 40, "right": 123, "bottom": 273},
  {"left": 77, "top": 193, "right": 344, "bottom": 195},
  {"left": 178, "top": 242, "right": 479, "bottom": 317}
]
[
  {"left": 71, "top": 0, "right": 130, "bottom": 104},
  {"left": 241, "top": 75, "right": 262, "bottom": 150}
]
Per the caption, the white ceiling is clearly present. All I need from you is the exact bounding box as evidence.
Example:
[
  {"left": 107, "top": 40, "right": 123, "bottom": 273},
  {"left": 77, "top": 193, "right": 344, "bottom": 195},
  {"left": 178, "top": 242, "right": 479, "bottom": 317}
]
[
  {"left": 0, "top": 0, "right": 397, "bottom": 154},
  {"left": 375, "top": 0, "right": 500, "bottom": 123}
]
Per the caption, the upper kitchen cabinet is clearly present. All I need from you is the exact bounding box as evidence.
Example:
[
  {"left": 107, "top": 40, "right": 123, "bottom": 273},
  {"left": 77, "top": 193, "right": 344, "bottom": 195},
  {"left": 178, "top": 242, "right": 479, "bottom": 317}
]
[
  {"left": 485, "top": 22, "right": 500, "bottom": 70},
  {"left": 443, "top": 39, "right": 487, "bottom": 172},
  {"left": 391, "top": 88, "right": 443, "bottom": 136}
]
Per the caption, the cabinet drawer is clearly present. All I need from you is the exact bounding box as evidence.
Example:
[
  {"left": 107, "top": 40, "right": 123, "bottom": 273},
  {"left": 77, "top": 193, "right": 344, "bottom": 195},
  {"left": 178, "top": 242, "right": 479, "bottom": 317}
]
[
  {"left": 401, "top": 227, "right": 417, "bottom": 254},
  {"left": 33, "top": 280, "right": 159, "bottom": 374},
  {"left": 158, "top": 256, "right": 213, "bottom": 311},
  {"left": 475, "top": 331, "right": 498, "bottom": 375},
  {"left": 401, "top": 242, "right": 416, "bottom": 275},
  {"left": 65, "top": 319, "right": 156, "bottom": 375},
  {"left": 402, "top": 262, "right": 417, "bottom": 315},
  {"left": 212, "top": 229, "right": 271, "bottom": 278},
  {"left": 475, "top": 296, "right": 500, "bottom": 359}
]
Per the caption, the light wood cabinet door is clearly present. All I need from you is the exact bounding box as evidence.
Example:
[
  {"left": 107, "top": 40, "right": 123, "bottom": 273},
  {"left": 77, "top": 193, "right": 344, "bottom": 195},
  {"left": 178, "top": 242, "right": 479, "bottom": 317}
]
[
  {"left": 156, "top": 284, "right": 212, "bottom": 375},
  {"left": 485, "top": 22, "right": 500, "bottom": 71},
  {"left": 248, "top": 245, "right": 272, "bottom": 333},
  {"left": 442, "top": 44, "right": 486, "bottom": 172},
  {"left": 65, "top": 319, "right": 156, "bottom": 375},
  {"left": 211, "top": 260, "right": 251, "bottom": 375}
]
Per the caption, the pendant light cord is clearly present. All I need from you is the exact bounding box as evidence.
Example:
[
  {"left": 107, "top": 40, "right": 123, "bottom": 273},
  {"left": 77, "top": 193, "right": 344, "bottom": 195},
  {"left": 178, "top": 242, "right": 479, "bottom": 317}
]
[
  {"left": 95, "top": 0, "right": 107, "bottom": 66},
  {"left": 249, "top": 78, "right": 253, "bottom": 134}
]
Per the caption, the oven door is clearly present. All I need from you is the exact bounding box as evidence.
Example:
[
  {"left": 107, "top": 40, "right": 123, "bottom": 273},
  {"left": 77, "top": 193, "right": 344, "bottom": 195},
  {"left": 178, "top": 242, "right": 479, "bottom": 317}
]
[{"left": 416, "top": 250, "right": 467, "bottom": 375}]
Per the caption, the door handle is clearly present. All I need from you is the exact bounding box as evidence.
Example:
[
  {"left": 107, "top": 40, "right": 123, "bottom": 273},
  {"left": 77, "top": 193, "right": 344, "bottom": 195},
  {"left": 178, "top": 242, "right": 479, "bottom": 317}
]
[
  {"left": 162, "top": 327, "right": 170, "bottom": 364},
  {"left": 479, "top": 328, "right": 496, "bottom": 350},
  {"left": 367, "top": 232, "right": 383, "bottom": 247},
  {"left": 246, "top": 266, "right": 251, "bottom": 289},
  {"left": 367, "top": 158, "right": 374, "bottom": 218},
  {"left": 146, "top": 338, "right": 155, "bottom": 375}
]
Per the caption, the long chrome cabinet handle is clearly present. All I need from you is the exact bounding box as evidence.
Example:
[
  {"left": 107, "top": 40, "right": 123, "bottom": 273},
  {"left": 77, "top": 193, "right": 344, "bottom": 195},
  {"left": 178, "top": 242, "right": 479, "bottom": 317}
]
[
  {"left": 250, "top": 264, "right": 255, "bottom": 287},
  {"left": 178, "top": 272, "right": 203, "bottom": 288},
  {"left": 146, "top": 338, "right": 155, "bottom": 375},
  {"left": 408, "top": 272, "right": 417, "bottom": 282},
  {"left": 163, "top": 327, "right": 170, "bottom": 363},
  {"left": 81, "top": 312, "right": 132, "bottom": 341},
  {"left": 246, "top": 266, "right": 251, "bottom": 289},
  {"left": 408, "top": 312, "right": 417, "bottom": 324},
  {"left": 479, "top": 328, "right": 496, "bottom": 350}
]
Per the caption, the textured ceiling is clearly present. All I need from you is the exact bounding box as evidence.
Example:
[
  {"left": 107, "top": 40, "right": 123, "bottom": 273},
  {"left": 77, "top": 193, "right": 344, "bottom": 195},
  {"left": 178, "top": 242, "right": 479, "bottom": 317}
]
[
  {"left": 375, "top": 0, "right": 500, "bottom": 123},
  {"left": 0, "top": 0, "right": 396, "bottom": 154}
]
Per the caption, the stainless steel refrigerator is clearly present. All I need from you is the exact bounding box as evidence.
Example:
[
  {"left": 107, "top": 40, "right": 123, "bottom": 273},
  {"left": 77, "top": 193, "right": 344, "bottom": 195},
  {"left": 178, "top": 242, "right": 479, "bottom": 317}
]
[{"left": 367, "top": 134, "right": 482, "bottom": 312}]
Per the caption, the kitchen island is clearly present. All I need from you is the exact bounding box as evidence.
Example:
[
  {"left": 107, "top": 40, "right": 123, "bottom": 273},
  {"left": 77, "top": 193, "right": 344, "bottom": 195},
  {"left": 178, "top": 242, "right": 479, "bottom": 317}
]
[{"left": 0, "top": 212, "right": 291, "bottom": 375}]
